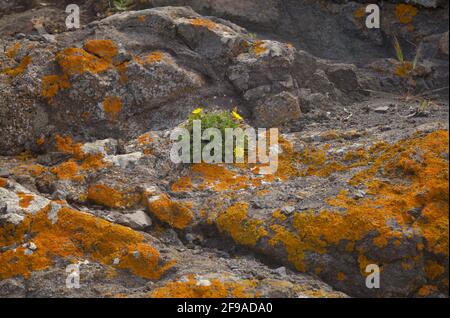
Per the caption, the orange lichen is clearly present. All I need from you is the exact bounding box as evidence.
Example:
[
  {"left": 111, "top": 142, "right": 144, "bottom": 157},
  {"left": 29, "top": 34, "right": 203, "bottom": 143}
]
[
  {"left": 102, "top": 96, "right": 122, "bottom": 120},
  {"left": 137, "top": 15, "right": 146, "bottom": 23},
  {"left": 11, "top": 164, "right": 46, "bottom": 178},
  {"left": 87, "top": 183, "right": 142, "bottom": 209},
  {"left": 216, "top": 202, "right": 268, "bottom": 247},
  {"left": 337, "top": 272, "right": 347, "bottom": 281},
  {"left": 188, "top": 18, "right": 219, "bottom": 31},
  {"left": 150, "top": 275, "right": 258, "bottom": 298},
  {"left": 0, "top": 178, "right": 7, "bottom": 188},
  {"left": 17, "top": 192, "right": 34, "bottom": 208},
  {"left": 251, "top": 41, "right": 268, "bottom": 56},
  {"left": 41, "top": 74, "right": 71, "bottom": 99},
  {"left": 0, "top": 205, "right": 174, "bottom": 280},
  {"left": 54, "top": 135, "right": 85, "bottom": 159},
  {"left": 395, "top": 4, "right": 418, "bottom": 24},
  {"left": 5, "top": 43, "right": 21, "bottom": 58},
  {"left": 137, "top": 132, "right": 154, "bottom": 146},
  {"left": 353, "top": 6, "right": 366, "bottom": 19},
  {"left": 425, "top": 261, "right": 445, "bottom": 280},
  {"left": 191, "top": 163, "right": 250, "bottom": 192},
  {"left": 145, "top": 52, "right": 164, "bottom": 64},
  {"left": 395, "top": 62, "right": 413, "bottom": 78},
  {"left": 84, "top": 40, "right": 118, "bottom": 62},
  {"left": 147, "top": 194, "right": 193, "bottom": 230},
  {"left": 170, "top": 176, "right": 193, "bottom": 192},
  {"left": 116, "top": 61, "right": 129, "bottom": 84},
  {"left": 417, "top": 285, "right": 438, "bottom": 297},
  {"left": 1, "top": 56, "right": 31, "bottom": 76},
  {"left": 50, "top": 161, "right": 83, "bottom": 181},
  {"left": 36, "top": 136, "right": 45, "bottom": 145},
  {"left": 56, "top": 48, "right": 111, "bottom": 75}
]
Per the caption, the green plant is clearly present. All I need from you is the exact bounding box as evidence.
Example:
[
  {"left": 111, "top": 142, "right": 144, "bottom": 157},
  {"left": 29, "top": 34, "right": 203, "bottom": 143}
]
[
  {"left": 393, "top": 36, "right": 404, "bottom": 63},
  {"left": 183, "top": 108, "right": 246, "bottom": 162},
  {"left": 113, "top": 0, "right": 134, "bottom": 11}
]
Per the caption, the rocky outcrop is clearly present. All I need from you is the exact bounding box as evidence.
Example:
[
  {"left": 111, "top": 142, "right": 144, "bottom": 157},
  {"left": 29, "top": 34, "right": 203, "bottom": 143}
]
[{"left": 0, "top": 1, "right": 448, "bottom": 299}]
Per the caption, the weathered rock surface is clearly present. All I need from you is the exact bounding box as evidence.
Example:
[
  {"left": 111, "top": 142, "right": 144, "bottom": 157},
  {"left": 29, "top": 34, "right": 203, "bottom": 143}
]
[{"left": 0, "top": 1, "right": 448, "bottom": 299}]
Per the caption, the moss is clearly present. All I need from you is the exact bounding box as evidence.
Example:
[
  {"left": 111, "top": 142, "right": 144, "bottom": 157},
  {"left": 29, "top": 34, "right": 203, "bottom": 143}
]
[
  {"left": 147, "top": 194, "right": 193, "bottom": 230},
  {"left": 0, "top": 205, "right": 174, "bottom": 280},
  {"left": 87, "top": 183, "right": 142, "bottom": 209},
  {"left": 216, "top": 202, "right": 268, "bottom": 247},
  {"left": 150, "top": 275, "right": 258, "bottom": 298}
]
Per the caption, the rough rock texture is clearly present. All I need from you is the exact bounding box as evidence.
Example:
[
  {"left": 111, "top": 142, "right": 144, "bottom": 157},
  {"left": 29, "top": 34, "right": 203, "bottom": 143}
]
[{"left": 0, "top": 1, "right": 449, "bottom": 298}]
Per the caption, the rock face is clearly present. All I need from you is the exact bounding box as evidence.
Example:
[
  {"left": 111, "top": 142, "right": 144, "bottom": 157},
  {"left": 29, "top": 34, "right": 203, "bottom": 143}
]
[{"left": 0, "top": 1, "right": 449, "bottom": 299}]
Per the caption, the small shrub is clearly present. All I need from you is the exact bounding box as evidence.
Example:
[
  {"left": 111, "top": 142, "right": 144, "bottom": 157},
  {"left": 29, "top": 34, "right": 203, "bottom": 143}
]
[{"left": 113, "top": 0, "right": 134, "bottom": 12}]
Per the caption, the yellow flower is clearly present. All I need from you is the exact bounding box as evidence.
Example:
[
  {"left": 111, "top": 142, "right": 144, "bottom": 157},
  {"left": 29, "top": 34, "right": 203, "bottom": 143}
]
[
  {"left": 192, "top": 108, "right": 203, "bottom": 114},
  {"left": 232, "top": 111, "right": 243, "bottom": 121}
]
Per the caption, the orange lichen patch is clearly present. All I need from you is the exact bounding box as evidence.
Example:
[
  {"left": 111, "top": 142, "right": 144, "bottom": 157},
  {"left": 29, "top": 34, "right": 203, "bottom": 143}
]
[
  {"left": 137, "top": 15, "right": 146, "bottom": 23},
  {"left": 272, "top": 210, "right": 287, "bottom": 222},
  {"left": 425, "top": 261, "right": 445, "bottom": 280},
  {"left": 191, "top": 163, "right": 251, "bottom": 192},
  {"left": 216, "top": 202, "right": 268, "bottom": 247},
  {"left": 11, "top": 164, "right": 46, "bottom": 178},
  {"left": 87, "top": 183, "right": 142, "bottom": 209},
  {"left": 147, "top": 194, "right": 193, "bottom": 230},
  {"left": 116, "top": 61, "right": 129, "bottom": 84},
  {"left": 170, "top": 176, "right": 193, "bottom": 192},
  {"left": 79, "top": 153, "right": 107, "bottom": 171},
  {"left": 137, "top": 132, "right": 154, "bottom": 146},
  {"left": 417, "top": 285, "right": 438, "bottom": 297},
  {"left": 145, "top": 52, "right": 164, "bottom": 64},
  {"left": 56, "top": 48, "right": 111, "bottom": 76},
  {"left": 337, "top": 272, "right": 346, "bottom": 281},
  {"left": 150, "top": 275, "right": 259, "bottom": 298},
  {"left": 251, "top": 41, "right": 268, "bottom": 56},
  {"left": 0, "top": 205, "right": 174, "bottom": 280},
  {"left": 5, "top": 43, "right": 21, "bottom": 58},
  {"left": 395, "top": 4, "right": 418, "bottom": 24},
  {"left": 395, "top": 62, "right": 413, "bottom": 78},
  {"left": 0, "top": 178, "right": 7, "bottom": 188},
  {"left": 55, "top": 135, "right": 85, "bottom": 159},
  {"left": 188, "top": 18, "right": 219, "bottom": 31},
  {"left": 1, "top": 56, "right": 31, "bottom": 77},
  {"left": 83, "top": 40, "right": 118, "bottom": 62},
  {"left": 102, "top": 96, "right": 122, "bottom": 120},
  {"left": 50, "top": 161, "right": 84, "bottom": 182},
  {"left": 36, "top": 136, "right": 45, "bottom": 145},
  {"left": 41, "top": 74, "right": 71, "bottom": 99},
  {"left": 353, "top": 6, "right": 366, "bottom": 19},
  {"left": 17, "top": 192, "right": 34, "bottom": 208}
]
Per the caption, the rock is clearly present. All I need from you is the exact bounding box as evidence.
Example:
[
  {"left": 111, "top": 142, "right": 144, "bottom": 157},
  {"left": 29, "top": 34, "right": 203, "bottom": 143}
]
[
  {"left": 439, "top": 31, "right": 449, "bottom": 55},
  {"left": 273, "top": 267, "right": 287, "bottom": 276},
  {"left": 374, "top": 106, "right": 390, "bottom": 113},
  {"left": 253, "top": 91, "right": 301, "bottom": 127},
  {"left": 118, "top": 210, "right": 152, "bottom": 231}
]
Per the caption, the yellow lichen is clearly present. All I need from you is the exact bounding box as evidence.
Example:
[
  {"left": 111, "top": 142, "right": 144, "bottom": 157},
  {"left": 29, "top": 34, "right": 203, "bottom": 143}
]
[
  {"left": 251, "top": 41, "right": 268, "bottom": 56},
  {"left": 147, "top": 194, "right": 193, "bottom": 230}
]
